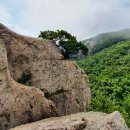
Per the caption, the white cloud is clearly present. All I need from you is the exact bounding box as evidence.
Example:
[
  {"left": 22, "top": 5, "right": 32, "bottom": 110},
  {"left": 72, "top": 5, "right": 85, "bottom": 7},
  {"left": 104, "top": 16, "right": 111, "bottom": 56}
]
[
  {"left": 0, "top": 4, "right": 12, "bottom": 22},
  {"left": 1, "top": 0, "right": 130, "bottom": 40},
  {"left": 0, "top": 1, "right": 33, "bottom": 37}
]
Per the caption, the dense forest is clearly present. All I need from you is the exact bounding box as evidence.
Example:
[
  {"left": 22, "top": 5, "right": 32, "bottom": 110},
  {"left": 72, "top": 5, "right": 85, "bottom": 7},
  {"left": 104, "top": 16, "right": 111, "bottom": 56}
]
[
  {"left": 83, "top": 29, "right": 130, "bottom": 55},
  {"left": 77, "top": 41, "right": 130, "bottom": 126}
]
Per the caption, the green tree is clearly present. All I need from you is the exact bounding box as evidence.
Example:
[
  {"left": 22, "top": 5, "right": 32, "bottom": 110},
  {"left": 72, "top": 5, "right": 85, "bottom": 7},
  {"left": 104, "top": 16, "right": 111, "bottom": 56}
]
[{"left": 39, "top": 30, "right": 88, "bottom": 57}]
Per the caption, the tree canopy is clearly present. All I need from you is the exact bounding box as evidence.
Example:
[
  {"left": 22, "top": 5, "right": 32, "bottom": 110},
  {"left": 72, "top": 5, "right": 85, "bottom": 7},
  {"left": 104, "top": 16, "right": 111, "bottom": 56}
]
[{"left": 39, "top": 30, "right": 88, "bottom": 56}]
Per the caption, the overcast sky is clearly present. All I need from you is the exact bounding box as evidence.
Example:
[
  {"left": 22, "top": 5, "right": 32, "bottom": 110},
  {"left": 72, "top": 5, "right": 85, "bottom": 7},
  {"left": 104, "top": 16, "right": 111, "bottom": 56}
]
[{"left": 0, "top": 0, "right": 130, "bottom": 40}]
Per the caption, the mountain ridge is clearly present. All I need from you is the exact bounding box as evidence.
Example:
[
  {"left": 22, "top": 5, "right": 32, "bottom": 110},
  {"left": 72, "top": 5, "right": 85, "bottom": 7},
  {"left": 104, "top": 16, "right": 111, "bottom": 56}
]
[{"left": 82, "top": 28, "right": 130, "bottom": 55}]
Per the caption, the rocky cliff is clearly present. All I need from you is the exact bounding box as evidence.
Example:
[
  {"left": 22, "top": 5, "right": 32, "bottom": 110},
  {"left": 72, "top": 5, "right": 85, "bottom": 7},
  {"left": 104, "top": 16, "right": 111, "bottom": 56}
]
[
  {"left": 0, "top": 39, "right": 58, "bottom": 130},
  {"left": 0, "top": 23, "right": 128, "bottom": 130},
  {"left": 0, "top": 23, "right": 90, "bottom": 116},
  {"left": 0, "top": 23, "right": 91, "bottom": 129},
  {"left": 10, "top": 111, "right": 128, "bottom": 130}
]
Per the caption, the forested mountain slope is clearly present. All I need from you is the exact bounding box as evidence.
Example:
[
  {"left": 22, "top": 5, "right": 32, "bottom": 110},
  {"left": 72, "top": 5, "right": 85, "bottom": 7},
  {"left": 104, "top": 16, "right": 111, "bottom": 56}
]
[
  {"left": 77, "top": 41, "right": 130, "bottom": 126},
  {"left": 83, "top": 29, "right": 130, "bottom": 55}
]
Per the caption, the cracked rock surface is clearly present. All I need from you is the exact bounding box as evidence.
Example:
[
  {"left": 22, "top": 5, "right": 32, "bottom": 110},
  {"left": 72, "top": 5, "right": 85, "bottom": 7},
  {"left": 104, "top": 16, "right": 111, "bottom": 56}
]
[
  {"left": 10, "top": 111, "right": 128, "bottom": 130},
  {"left": 0, "top": 23, "right": 91, "bottom": 116},
  {"left": 0, "top": 40, "right": 58, "bottom": 130}
]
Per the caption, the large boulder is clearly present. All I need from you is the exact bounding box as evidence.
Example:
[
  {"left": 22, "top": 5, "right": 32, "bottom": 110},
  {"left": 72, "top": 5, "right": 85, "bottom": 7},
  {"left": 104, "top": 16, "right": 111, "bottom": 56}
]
[
  {"left": 0, "top": 23, "right": 91, "bottom": 116},
  {"left": 0, "top": 40, "right": 58, "bottom": 130},
  {"left": 10, "top": 111, "right": 128, "bottom": 130}
]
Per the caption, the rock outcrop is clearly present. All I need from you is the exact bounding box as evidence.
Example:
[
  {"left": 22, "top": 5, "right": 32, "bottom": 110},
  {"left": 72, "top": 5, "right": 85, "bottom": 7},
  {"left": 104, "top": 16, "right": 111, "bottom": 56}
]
[
  {"left": 0, "top": 23, "right": 129, "bottom": 130},
  {"left": 0, "top": 23, "right": 91, "bottom": 116},
  {"left": 10, "top": 111, "right": 128, "bottom": 130},
  {"left": 0, "top": 40, "right": 58, "bottom": 130}
]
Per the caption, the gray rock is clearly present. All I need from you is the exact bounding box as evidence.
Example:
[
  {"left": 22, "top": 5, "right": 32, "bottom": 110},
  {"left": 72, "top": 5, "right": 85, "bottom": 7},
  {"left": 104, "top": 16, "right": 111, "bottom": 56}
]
[
  {"left": 0, "top": 23, "right": 91, "bottom": 116},
  {"left": 0, "top": 39, "right": 58, "bottom": 130},
  {"left": 10, "top": 111, "right": 128, "bottom": 130}
]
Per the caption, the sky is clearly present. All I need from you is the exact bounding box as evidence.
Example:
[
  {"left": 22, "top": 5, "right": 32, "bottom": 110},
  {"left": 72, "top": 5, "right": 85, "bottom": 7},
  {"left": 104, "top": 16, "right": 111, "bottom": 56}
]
[{"left": 0, "top": 0, "right": 130, "bottom": 40}]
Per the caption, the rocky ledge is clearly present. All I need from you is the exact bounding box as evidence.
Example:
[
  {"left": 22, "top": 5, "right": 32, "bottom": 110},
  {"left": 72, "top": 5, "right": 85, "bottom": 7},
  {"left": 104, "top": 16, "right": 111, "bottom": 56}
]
[{"left": 10, "top": 111, "right": 128, "bottom": 130}]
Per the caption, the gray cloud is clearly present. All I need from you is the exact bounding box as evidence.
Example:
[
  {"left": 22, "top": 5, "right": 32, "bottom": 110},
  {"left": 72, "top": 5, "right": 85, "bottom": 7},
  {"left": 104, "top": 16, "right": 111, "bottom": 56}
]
[{"left": 1, "top": 0, "right": 130, "bottom": 40}]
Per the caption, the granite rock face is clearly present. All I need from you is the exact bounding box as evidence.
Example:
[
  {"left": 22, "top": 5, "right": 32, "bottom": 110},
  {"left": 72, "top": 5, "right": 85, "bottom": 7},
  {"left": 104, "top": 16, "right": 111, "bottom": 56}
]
[
  {"left": 0, "top": 24, "right": 128, "bottom": 130},
  {"left": 0, "top": 40, "right": 58, "bottom": 130},
  {"left": 0, "top": 23, "right": 91, "bottom": 116},
  {"left": 10, "top": 111, "right": 128, "bottom": 130}
]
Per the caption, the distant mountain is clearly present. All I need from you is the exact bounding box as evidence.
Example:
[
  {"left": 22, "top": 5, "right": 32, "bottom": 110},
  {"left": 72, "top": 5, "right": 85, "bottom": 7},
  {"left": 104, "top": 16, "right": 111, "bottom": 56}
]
[{"left": 82, "top": 28, "right": 130, "bottom": 55}]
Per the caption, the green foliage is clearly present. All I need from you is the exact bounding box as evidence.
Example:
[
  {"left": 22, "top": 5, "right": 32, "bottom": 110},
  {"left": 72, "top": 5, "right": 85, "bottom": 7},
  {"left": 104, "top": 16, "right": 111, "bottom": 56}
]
[
  {"left": 39, "top": 30, "right": 88, "bottom": 55},
  {"left": 83, "top": 31, "right": 130, "bottom": 55},
  {"left": 17, "top": 70, "right": 32, "bottom": 85},
  {"left": 77, "top": 41, "right": 130, "bottom": 126},
  {"left": 39, "top": 30, "right": 76, "bottom": 40},
  {"left": 89, "top": 91, "right": 119, "bottom": 113}
]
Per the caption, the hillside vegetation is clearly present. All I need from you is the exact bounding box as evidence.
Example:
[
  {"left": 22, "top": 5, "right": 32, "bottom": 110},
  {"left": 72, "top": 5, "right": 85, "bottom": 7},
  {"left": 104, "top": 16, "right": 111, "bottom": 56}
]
[
  {"left": 83, "top": 29, "right": 130, "bottom": 55},
  {"left": 77, "top": 41, "right": 130, "bottom": 126}
]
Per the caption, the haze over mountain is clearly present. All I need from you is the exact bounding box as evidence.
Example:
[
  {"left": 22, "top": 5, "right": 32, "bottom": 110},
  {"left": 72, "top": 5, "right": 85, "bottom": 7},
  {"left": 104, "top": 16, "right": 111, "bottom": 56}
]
[
  {"left": 82, "top": 28, "right": 130, "bottom": 55},
  {"left": 1, "top": 0, "right": 130, "bottom": 40}
]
